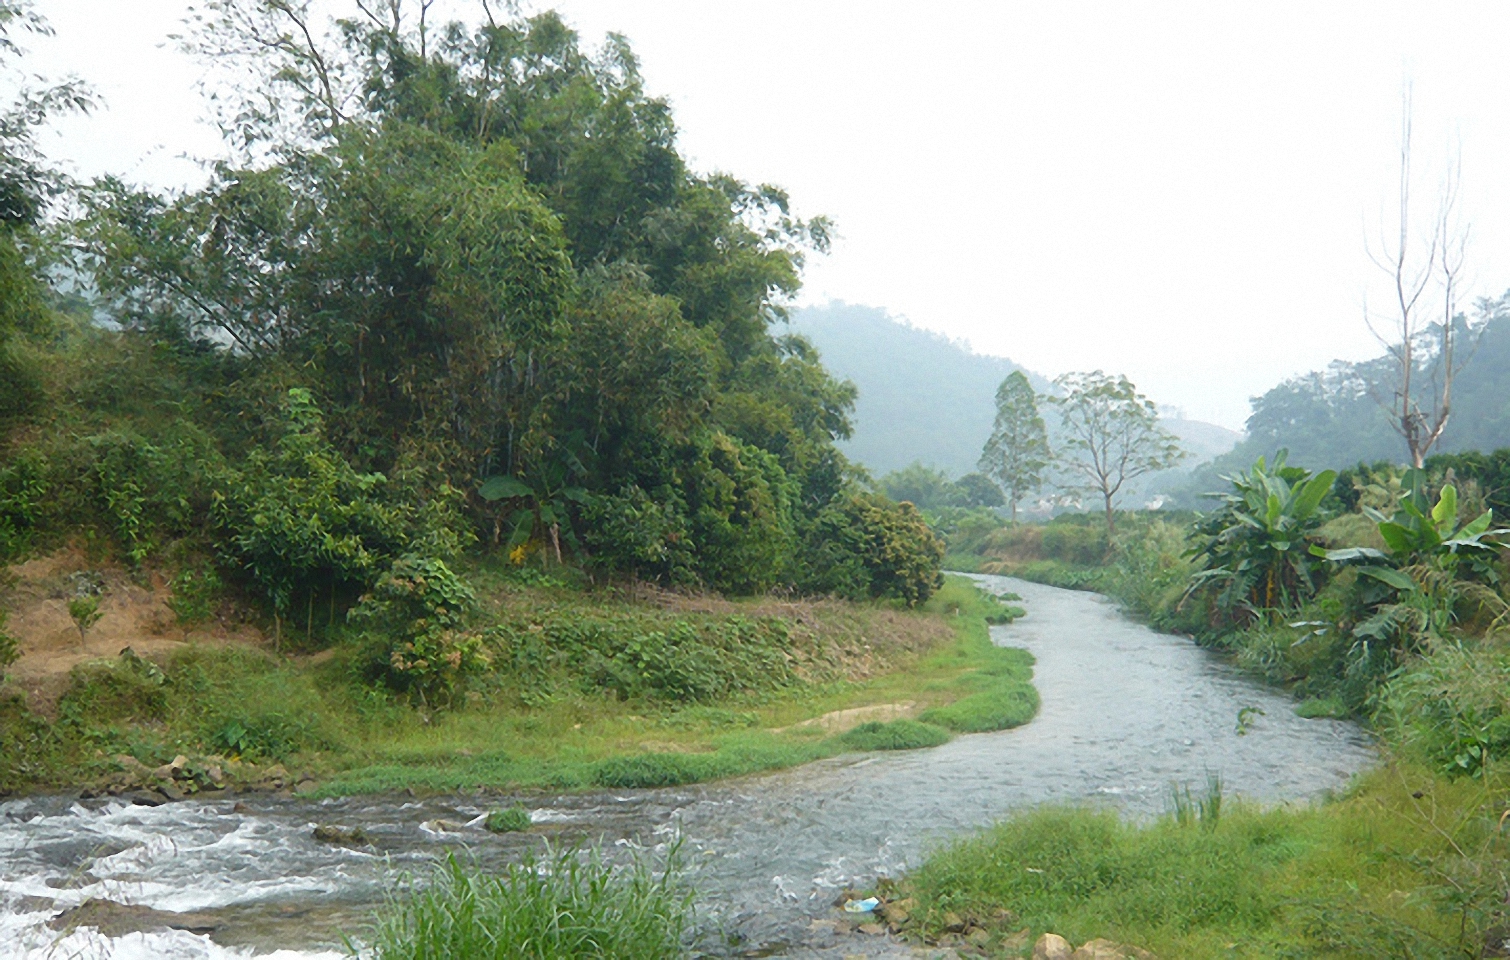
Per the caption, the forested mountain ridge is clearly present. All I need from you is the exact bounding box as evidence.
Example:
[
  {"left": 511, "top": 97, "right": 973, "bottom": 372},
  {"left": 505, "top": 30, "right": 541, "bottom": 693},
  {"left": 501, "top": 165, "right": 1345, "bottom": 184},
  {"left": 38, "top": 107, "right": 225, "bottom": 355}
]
[{"left": 1169, "top": 296, "right": 1510, "bottom": 503}]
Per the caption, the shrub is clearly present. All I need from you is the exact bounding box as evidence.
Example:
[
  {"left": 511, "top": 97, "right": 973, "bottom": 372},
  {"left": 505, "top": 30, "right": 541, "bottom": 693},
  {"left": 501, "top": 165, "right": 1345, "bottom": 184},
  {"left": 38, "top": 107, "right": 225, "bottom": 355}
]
[
  {"left": 1380, "top": 641, "right": 1510, "bottom": 778},
  {"left": 214, "top": 389, "right": 463, "bottom": 634},
  {"left": 361, "top": 849, "right": 690, "bottom": 960},
  {"left": 681, "top": 433, "right": 795, "bottom": 595},
  {"left": 488, "top": 613, "right": 795, "bottom": 704},
  {"left": 57, "top": 652, "right": 170, "bottom": 725},
  {"left": 351, "top": 554, "right": 486, "bottom": 707},
  {"left": 208, "top": 712, "right": 322, "bottom": 761},
  {"left": 799, "top": 492, "right": 945, "bottom": 605},
  {"left": 579, "top": 485, "right": 695, "bottom": 585},
  {"left": 1040, "top": 521, "right": 1109, "bottom": 565},
  {"left": 0, "top": 614, "right": 16, "bottom": 685},
  {"left": 166, "top": 567, "right": 223, "bottom": 627},
  {"left": 0, "top": 449, "right": 47, "bottom": 561}
]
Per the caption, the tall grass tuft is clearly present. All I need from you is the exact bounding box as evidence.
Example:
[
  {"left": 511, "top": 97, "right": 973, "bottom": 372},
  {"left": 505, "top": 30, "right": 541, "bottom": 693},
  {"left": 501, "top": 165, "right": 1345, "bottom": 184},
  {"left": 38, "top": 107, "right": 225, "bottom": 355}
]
[
  {"left": 1169, "top": 773, "right": 1224, "bottom": 829},
  {"left": 356, "top": 846, "right": 691, "bottom": 959}
]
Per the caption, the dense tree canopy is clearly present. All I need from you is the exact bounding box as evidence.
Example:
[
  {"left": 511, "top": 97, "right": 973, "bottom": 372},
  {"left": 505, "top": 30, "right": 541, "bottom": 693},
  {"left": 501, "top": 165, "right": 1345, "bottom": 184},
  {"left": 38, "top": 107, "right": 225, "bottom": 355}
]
[{"left": 0, "top": 1, "right": 943, "bottom": 608}]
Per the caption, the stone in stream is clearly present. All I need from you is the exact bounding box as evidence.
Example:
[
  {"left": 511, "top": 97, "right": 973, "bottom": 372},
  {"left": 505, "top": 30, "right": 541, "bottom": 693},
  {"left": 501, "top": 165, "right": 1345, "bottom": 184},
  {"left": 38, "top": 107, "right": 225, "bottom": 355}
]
[
  {"left": 312, "top": 824, "right": 369, "bottom": 845},
  {"left": 50, "top": 899, "right": 221, "bottom": 937}
]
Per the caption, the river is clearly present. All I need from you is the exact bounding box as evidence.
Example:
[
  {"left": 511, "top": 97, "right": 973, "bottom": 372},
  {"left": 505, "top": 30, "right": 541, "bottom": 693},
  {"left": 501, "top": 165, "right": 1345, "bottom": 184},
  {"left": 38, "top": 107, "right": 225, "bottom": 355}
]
[{"left": 0, "top": 575, "right": 1376, "bottom": 958}]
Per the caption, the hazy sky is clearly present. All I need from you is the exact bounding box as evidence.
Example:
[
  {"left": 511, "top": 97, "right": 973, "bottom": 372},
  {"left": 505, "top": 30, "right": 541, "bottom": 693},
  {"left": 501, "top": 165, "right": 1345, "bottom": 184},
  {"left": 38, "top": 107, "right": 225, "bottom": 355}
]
[{"left": 22, "top": 2, "right": 1510, "bottom": 429}]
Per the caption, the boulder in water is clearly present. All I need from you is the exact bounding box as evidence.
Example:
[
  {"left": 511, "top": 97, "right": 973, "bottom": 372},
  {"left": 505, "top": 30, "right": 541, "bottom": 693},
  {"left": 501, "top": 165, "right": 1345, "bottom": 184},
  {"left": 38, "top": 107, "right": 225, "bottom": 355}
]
[
  {"left": 50, "top": 898, "right": 220, "bottom": 937},
  {"left": 312, "top": 824, "right": 369, "bottom": 845}
]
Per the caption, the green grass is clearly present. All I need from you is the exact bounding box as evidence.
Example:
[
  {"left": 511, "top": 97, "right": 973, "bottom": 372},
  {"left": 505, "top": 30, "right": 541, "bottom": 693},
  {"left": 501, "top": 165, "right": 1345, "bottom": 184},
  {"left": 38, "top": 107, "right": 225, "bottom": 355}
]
[
  {"left": 919, "top": 648, "right": 1038, "bottom": 733},
  {"left": 483, "top": 805, "right": 532, "bottom": 833},
  {"left": 836, "top": 719, "right": 952, "bottom": 751},
  {"left": 902, "top": 764, "right": 1507, "bottom": 958},
  {"left": 1295, "top": 695, "right": 1349, "bottom": 720},
  {"left": 358, "top": 848, "right": 690, "bottom": 959}
]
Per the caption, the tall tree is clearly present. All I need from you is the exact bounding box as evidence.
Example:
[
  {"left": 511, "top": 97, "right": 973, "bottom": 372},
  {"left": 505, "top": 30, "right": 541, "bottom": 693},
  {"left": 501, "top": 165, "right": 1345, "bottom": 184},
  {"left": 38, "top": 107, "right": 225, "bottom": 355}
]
[
  {"left": 1365, "top": 90, "right": 1476, "bottom": 469},
  {"left": 1047, "top": 371, "right": 1185, "bottom": 535},
  {"left": 978, "top": 370, "right": 1050, "bottom": 521}
]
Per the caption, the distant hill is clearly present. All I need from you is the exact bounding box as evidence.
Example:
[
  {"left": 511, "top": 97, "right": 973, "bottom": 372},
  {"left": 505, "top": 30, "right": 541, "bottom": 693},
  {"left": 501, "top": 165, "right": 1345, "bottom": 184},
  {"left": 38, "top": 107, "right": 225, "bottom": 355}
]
[
  {"left": 789, "top": 302, "right": 1240, "bottom": 486},
  {"left": 789, "top": 302, "right": 1051, "bottom": 477},
  {"left": 1164, "top": 418, "right": 1244, "bottom": 465}
]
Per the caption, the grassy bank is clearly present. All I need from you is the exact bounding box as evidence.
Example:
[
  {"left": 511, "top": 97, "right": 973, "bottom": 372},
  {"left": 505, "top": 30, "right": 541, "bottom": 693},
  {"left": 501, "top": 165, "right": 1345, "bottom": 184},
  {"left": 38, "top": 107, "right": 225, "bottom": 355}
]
[
  {"left": 901, "top": 762, "right": 1508, "bottom": 958},
  {"left": 0, "top": 573, "right": 1035, "bottom": 796}
]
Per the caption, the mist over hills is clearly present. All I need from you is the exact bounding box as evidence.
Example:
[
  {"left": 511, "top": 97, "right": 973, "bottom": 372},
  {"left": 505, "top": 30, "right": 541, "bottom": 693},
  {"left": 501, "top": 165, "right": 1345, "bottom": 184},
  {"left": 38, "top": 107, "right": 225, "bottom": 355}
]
[
  {"left": 789, "top": 302, "right": 1241, "bottom": 486},
  {"left": 788, "top": 303, "right": 1048, "bottom": 477}
]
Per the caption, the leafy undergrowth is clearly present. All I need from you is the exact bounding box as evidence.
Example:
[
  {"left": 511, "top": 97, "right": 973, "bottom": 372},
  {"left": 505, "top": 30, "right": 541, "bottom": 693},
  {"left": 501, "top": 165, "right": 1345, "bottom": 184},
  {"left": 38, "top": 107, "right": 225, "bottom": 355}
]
[
  {"left": 358, "top": 847, "right": 690, "bottom": 959},
  {"left": 902, "top": 763, "right": 1510, "bottom": 958},
  {"left": 0, "top": 575, "right": 1038, "bottom": 796}
]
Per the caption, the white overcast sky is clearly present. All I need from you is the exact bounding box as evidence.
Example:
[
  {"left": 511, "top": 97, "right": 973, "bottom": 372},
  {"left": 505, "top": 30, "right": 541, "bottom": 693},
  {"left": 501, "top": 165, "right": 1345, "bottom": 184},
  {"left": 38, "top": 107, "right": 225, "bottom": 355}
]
[{"left": 21, "top": 1, "right": 1510, "bottom": 429}]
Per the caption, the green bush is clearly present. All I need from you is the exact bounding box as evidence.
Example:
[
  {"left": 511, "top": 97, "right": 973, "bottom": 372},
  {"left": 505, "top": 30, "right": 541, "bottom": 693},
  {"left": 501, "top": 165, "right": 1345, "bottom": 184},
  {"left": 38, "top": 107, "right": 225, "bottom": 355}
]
[
  {"left": 799, "top": 491, "right": 945, "bottom": 605},
  {"left": 0, "top": 614, "right": 16, "bottom": 685},
  {"left": 1380, "top": 641, "right": 1510, "bottom": 778},
  {"left": 166, "top": 567, "right": 223, "bottom": 627},
  {"left": 836, "top": 719, "right": 951, "bottom": 751},
  {"left": 1040, "top": 521, "right": 1109, "bottom": 565},
  {"left": 0, "top": 449, "right": 47, "bottom": 560},
  {"left": 681, "top": 433, "right": 795, "bottom": 595},
  {"left": 350, "top": 556, "right": 485, "bottom": 706},
  {"left": 361, "top": 849, "right": 690, "bottom": 960},
  {"left": 57, "top": 653, "right": 170, "bottom": 725},
  {"left": 207, "top": 712, "right": 322, "bottom": 761},
  {"left": 579, "top": 485, "right": 695, "bottom": 585},
  {"left": 214, "top": 389, "right": 468, "bottom": 634}
]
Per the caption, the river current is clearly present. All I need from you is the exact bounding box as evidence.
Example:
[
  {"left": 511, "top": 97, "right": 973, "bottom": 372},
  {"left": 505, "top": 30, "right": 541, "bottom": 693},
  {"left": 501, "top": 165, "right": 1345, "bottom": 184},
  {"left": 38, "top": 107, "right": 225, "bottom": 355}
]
[{"left": 0, "top": 575, "right": 1376, "bottom": 958}]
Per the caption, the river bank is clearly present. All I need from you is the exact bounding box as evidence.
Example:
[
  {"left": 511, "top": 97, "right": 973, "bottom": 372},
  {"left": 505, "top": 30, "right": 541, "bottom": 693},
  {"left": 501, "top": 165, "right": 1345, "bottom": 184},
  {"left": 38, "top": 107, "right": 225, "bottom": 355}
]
[
  {"left": 0, "top": 569, "right": 1031, "bottom": 800},
  {"left": 0, "top": 575, "right": 1372, "bottom": 958}
]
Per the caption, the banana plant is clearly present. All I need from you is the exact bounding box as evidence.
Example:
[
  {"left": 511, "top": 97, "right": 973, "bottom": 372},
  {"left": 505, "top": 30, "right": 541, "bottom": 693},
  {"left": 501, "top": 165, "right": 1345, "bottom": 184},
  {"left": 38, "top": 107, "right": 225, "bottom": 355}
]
[
  {"left": 1314, "top": 470, "right": 1506, "bottom": 581},
  {"left": 1313, "top": 471, "right": 1507, "bottom": 643},
  {"left": 1188, "top": 451, "right": 1337, "bottom": 616},
  {"left": 478, "top": 453, "right": 588, "bottom": 565}
]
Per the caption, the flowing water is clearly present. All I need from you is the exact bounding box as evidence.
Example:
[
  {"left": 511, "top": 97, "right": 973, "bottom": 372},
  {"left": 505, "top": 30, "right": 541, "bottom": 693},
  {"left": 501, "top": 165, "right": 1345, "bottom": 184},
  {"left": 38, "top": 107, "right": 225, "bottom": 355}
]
[{"left": 0, "top": 575, "right": 1376, "bottom": 958}]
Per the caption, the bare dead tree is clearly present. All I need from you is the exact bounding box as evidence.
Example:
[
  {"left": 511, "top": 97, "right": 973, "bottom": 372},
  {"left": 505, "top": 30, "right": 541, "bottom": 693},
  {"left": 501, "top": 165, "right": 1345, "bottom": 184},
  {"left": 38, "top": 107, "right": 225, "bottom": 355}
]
[{"left": 1365, "top": 89, "right": 1476, "bottom": 469}]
